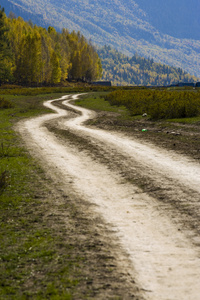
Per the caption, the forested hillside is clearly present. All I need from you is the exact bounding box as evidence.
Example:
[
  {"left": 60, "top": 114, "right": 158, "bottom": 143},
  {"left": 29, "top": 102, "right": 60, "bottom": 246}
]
[
  {"left": 0, "top": 7, "right": 102, "bottom": 85},
  {"left": 98, "top": 46, "right": 197, "bottom": 86},
  {"left": 2, "top": 0, "right": 200, "bottom": 78}
]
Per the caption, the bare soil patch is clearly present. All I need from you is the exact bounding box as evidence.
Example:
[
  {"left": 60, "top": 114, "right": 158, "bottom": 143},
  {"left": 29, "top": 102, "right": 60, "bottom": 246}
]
[{"left": 87, "top": 110, "right": 200, "bottom": 161}]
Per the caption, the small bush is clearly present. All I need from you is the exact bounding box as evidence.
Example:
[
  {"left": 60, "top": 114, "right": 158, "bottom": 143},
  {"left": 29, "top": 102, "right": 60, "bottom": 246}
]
[{"left": 0, "top": 97, "right": 13, "bottom": 109}]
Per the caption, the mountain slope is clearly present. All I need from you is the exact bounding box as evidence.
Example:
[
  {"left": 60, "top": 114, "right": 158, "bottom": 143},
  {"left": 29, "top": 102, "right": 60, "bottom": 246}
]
[
  {"left": 2, "top": 0, "right": 200, "bottom": 78},
  {"left": 98, "top": 45, "right": 197, "bottom": 86}
]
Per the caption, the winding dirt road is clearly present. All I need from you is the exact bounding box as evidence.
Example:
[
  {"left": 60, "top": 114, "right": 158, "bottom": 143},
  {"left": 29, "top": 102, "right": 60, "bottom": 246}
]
[{"left": 17, "top": 94, "right": 200, "bottom": 300}]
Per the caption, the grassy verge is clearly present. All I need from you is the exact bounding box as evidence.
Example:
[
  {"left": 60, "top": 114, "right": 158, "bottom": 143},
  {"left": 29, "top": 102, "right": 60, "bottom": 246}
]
[
  {"left": 0, "top": 92, "right": 79, "bottom": 299},
  {"left": 75, "top": 92, "right": 126, "bottom": 112},
  {"left": 166, "top": 116, "right": 200, "bottom": 124},
  {"left": 75, "top": 92, "right": 142, "bottom": 121}
]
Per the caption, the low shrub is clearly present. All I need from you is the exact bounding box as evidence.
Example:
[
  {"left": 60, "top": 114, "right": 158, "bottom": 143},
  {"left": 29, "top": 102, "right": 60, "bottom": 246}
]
[
  {"left": 0, "top": 97, "right": 13, "bottom": 109},
  {"left": 105, "top": 89, "right": 200, "bottom": 119}
]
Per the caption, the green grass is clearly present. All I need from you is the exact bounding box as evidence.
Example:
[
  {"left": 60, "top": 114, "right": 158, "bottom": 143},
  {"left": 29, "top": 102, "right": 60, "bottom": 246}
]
[
  {"left": 0, "top": 85, "right": 117, "bottom": 98},
  {"left": 75, "top": 92, "right": 122, "bottom": 112},
  {"left": 167, "top": 116, "right": 200, "bottom": 124},
  {"left": 75, "top": 92, "right": 140, "bottom": 121}
]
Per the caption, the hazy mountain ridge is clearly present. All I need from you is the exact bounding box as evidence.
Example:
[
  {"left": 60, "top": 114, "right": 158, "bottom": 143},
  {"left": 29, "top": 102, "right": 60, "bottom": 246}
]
[{"left": 2, "top": 0, "right": 200, "bottom": 78}]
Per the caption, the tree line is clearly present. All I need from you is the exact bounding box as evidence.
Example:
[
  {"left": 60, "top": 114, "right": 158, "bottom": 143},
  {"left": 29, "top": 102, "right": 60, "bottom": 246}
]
[
  {"left": 97, "top": 45, "right": 197, "bottom": 86},
  {"left": 0, "top": 7, "right": 102, "bottom": 86}
]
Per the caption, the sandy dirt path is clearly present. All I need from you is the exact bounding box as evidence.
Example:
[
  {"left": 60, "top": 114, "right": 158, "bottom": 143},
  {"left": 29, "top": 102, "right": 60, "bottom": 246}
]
[{"left": 18, "top": 94, "right": 200, "bottom": 300}]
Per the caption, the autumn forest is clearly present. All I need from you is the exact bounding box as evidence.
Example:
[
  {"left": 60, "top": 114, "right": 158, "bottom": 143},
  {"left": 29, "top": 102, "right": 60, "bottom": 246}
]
[{"left": 0, "top": 7, "right": 102, "bottom": 86}]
